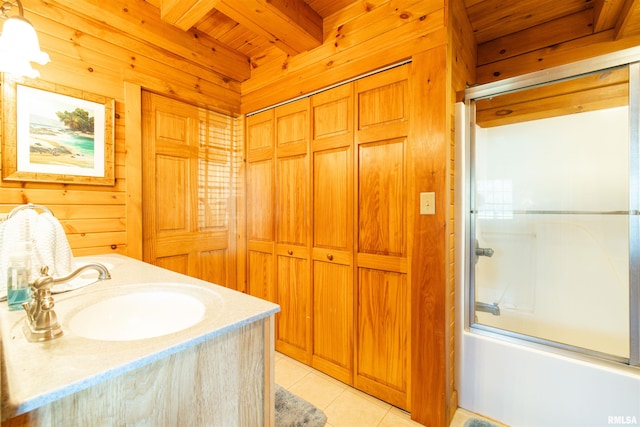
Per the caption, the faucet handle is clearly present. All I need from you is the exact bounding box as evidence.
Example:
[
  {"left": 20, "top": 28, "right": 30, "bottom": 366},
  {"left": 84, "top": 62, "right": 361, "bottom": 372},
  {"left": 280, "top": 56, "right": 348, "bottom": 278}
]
[{"left": 30, "top": 265, "right": 54, "bottom": 291}]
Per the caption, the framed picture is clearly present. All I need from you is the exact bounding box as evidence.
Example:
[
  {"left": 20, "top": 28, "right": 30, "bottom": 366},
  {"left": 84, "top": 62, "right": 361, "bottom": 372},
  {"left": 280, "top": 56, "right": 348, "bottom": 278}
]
[{"left": 1, "top": 76, "right": 115, "bottom": 185}]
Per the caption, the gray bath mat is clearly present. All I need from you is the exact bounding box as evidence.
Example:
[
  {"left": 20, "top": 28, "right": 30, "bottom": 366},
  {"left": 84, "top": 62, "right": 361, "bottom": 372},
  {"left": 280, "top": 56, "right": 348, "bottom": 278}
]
[
  {"left": 275, "top": 384, "right": 327, "bottom": 427},
  {"left": 464, "top": 418, "right": 499, "bottom": 427}
]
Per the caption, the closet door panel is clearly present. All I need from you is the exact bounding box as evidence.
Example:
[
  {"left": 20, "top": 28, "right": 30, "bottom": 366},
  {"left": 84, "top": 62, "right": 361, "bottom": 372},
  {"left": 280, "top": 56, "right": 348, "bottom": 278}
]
[
  {"left": 275, "top": 251, "right": 310, "bottom": 361},
  {"left": 246, "top": 110, "right": 276, "bottom": 306},
  {"left": 247, "top": 246, "right": 275, "bottom": 302},
  {"left": 357, "top": 138, "right": 406, "bottom": 256},
  {"left": 355, "top": 66, "right": 409, "bottom": 143},
  {"left": 276, "top": 154, "right": 308, "bottom": 245},
  {"left": 312, "top": 82, "right": 353, "bottom": 145},
  {"left": 247, "top": 111, "right": 274, "bottom": 158},
  {"left": 310, "top": 84, "right": 355, "bottom": 382},
  {"left": 354, "top": 65, "right": 410, "bottom": 410},
  {"left": 312, "top": 259, "right": 353, "bottom": 383},
  {"left": 247, "top": 159, "right": 274, "bottom": 242},
  {"left": 274, "top": 99, "right": 312, "bottom": 363},
  {"left": 355, "top": 267, "right": 408, "bottom": 408},
  {"left": 313, "top": 146, "right": 352, "bottom": 249}
]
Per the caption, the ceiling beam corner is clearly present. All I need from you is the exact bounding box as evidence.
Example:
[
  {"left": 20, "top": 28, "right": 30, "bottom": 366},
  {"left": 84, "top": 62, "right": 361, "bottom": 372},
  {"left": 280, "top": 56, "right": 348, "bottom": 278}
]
[
  {"left": 161, "top": 0, "right": 223, "bottom": 31},
  {"left": 217, "top": 0, "right": 323, "bottom": 55}
]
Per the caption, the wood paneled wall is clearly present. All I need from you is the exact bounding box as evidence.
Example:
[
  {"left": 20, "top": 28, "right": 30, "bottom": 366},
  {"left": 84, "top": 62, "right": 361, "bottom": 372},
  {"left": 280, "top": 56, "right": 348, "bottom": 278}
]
[
  {"left": 0, "top": 1, "right": 461, "bottom": 426},
  {"left": 446, "top": 1, "right": 477, "bottom": 423},
  {"left": 0, "top": 0, "right": 241, "bottom": 258},
  {"left": 240, "top": 0, "right": 448, "bottom": 114},
  {"left": 473, "top": 4, "right": 640, "bottom": 84}
]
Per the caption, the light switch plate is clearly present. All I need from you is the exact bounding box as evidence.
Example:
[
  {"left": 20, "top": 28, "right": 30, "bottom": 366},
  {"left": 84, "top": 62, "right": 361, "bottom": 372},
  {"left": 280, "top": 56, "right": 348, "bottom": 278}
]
[{"left": 420, "top": 192, "right": 435, "bottom": 215}]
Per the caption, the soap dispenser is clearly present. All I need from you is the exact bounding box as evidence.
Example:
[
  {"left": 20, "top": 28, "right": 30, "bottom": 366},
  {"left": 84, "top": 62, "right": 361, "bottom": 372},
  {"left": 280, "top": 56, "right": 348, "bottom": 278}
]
[{"left": 7, "top": 241, "right": 33, "bottom": 310}]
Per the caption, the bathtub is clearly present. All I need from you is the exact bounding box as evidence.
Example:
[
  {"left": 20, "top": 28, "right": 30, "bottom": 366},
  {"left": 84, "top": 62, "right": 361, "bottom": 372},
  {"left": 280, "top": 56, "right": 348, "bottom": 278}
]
[{"left": 455, "top": 102, "right": 640, "bottom": 427}]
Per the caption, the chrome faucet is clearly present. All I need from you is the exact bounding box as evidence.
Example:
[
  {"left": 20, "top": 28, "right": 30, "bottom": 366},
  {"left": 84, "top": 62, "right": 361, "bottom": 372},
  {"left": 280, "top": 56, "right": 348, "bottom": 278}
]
[
  {"left": 53, "top": 263, "right": 111, "bottom": 283},
  {"left": 22, "top": 263, "right": 111, "bottom": 342}
]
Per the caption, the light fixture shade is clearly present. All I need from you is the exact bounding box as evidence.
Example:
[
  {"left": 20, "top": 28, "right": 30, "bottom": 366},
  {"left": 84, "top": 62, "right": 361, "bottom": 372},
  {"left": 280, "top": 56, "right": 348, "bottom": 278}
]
[{"left": 0, "top": 15, "right": 50, "bottom": 77}]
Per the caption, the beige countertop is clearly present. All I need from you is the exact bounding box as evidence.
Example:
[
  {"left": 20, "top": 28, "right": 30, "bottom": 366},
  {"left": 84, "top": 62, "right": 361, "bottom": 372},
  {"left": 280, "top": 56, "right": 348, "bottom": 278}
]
[{"left": 0, "top": 254, "right": 279, "bottom": 420}]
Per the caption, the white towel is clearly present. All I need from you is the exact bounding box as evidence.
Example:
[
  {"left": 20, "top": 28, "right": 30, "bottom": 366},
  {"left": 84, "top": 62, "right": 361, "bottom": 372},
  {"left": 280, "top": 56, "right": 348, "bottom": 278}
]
[
  {"left": 0, "top": 209, "right": 76, "bottom": 294},
  {"left": 0, "top": 209, "right": 38, "bottom": 287},
  {"left": 34, "top": 212, "right": 75, "bottom": 278}
]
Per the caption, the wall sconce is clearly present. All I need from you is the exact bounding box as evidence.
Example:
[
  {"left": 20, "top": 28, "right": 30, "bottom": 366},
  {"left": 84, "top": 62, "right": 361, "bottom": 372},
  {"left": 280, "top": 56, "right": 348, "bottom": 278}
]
[{"left": 0, "top": 0, "right": 50, "bottom": 78}]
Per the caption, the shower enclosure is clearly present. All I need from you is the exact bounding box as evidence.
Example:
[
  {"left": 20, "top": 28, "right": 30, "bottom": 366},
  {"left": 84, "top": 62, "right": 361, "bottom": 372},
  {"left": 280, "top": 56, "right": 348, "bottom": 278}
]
[{"left": 465, "top": 52, "right": 640, "bottom": 365}]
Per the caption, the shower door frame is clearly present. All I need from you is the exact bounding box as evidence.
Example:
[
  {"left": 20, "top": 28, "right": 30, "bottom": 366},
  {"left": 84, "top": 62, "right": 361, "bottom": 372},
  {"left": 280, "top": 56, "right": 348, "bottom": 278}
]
[{"left": 464, "top": 46, "right": 640, "bottom": 367}]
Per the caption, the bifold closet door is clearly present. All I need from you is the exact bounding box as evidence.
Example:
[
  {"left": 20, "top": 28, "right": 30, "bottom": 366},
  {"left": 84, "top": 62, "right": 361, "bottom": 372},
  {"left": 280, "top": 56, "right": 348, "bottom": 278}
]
[
  {"left": 274, "top": 99, "right": 312, "bottom": 363},
  {"left": 246, "top": 110, "right": 275, "bottom": 303},
  {"left": 311, "top": 83, "right": 354, "bottom": 384},
  {"left": 354, "top": 65, "right": 410, "bottom": 410}
]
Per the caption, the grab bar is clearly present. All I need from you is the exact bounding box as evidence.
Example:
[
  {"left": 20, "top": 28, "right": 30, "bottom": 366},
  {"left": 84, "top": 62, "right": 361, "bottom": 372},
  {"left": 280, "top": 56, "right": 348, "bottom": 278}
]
[
  {"left": 475, "top": 301, "right": 500, "bottom": 316},
  {"left": 7, "top": 203, "right": 54, "bottom": 218}
]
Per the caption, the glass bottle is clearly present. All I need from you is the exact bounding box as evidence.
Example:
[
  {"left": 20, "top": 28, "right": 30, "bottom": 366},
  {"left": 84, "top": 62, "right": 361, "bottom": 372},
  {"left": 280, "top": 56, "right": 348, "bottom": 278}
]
[{"left": 7, "top": 241, "right": 33, "bottom": 310}]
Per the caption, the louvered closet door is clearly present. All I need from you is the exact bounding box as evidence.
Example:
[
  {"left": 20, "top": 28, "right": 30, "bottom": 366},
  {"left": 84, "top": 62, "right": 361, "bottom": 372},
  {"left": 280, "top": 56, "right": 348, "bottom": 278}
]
[
  {"left": 310, "top": 83, "right": 355, "bottom": 384},
  {"left": 354, "top": 65, "right": 410, "bottom": 410}
]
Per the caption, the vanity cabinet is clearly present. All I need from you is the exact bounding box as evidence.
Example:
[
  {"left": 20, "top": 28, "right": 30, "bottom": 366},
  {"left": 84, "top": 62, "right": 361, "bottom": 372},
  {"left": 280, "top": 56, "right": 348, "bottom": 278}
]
[
  {"left": 246, "top": 64, "right": 410, "bottom": 410},
  {"left": 0, "top": 255, "right": 278, "bottom": 427}
]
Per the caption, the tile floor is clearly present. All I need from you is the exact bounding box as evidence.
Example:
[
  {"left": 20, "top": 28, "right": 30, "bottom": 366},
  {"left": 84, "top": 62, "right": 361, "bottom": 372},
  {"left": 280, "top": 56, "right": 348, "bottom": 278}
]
[{"left": 275, "top": 352, "right": 508, "bottom": 427}]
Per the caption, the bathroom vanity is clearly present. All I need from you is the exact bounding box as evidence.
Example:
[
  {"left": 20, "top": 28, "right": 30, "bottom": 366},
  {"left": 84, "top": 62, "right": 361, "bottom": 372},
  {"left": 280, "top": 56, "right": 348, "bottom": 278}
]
[{"left": 0, "top": 254, "right": 279, "bottom": 426}]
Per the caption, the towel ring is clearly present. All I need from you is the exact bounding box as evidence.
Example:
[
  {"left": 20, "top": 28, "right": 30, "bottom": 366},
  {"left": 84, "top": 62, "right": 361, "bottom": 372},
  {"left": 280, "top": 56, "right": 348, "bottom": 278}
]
[{"left": 7, "top": 203, "right": 54, "bottom": 219}]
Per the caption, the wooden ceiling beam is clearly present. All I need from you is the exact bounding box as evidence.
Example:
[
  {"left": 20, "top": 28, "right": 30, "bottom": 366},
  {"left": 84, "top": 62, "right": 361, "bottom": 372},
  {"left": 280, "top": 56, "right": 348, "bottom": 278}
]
[
  {"left": 48, "top": 0, "right": 250, "bottom": 82},
  {"left": 615, "top": 0, "right": 640, "bottom": 39},
  {"left": 593, "top": 0, "right": 626, "bottom": 31},
  {"left": 215, "top": 0, "right": 323, "bottom": 55},
  {"left": 160, "top": 0, "right": 223, "bottom": 31}
]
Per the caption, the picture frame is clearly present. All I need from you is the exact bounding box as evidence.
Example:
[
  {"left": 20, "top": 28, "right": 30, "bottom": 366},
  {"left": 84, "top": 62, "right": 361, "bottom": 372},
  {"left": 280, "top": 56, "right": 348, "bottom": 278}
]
[{"left": 1, "top": 76, "right": 115, "bottom": 185}]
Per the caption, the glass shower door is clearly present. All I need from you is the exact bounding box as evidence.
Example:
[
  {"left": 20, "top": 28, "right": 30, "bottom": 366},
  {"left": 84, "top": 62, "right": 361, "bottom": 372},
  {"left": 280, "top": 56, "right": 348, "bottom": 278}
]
[{"left": 469, "top": 66, "right": 632, "bottom": 361}]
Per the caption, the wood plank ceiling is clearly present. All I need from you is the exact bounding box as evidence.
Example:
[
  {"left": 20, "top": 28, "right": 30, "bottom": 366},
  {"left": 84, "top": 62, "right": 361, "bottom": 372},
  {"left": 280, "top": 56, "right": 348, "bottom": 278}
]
[{"left": 143, "top": 0, "right": 640, "bottom": 83}]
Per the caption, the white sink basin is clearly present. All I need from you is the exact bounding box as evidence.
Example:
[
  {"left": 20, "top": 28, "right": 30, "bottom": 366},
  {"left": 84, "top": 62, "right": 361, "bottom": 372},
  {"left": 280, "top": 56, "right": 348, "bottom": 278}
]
[{"left": 66, "top": 284, "right": 212, "bottom": 341}]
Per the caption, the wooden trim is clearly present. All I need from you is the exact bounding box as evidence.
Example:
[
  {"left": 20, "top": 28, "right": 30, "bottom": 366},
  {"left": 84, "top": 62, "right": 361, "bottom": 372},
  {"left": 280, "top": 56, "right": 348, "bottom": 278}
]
[
  {"left": 236, "top": 114, "right": 247, "bottom": 293},
  {"left": 476, "top": 29, "right": 640, "bottom": 85},
  {"left": 409, "top": 46, "right": 450, "bottom": 427},
  {"left": 124, "top": 82, "right": 143, "bottom": 260}
]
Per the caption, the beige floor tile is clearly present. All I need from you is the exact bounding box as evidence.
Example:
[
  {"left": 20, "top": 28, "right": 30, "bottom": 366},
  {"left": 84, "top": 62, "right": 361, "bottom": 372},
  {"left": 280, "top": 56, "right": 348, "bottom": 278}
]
[
  {"left": 275, "top": 354, "right": 313, "bottom": 388},
  {"left": 379, "top": 407, "right": 424, "bottom": 426},
  {"left": 449, "top": 408, "right": 472, "bottom": 427},
  {"left": 275, "top": 352, "right": 507, "bottom": 427},
  {"left": 288, "top": 371, "right": 348, "bottom": 410},
  {"left": 323, "top": 388, "right": 391, "bottom": 427}
]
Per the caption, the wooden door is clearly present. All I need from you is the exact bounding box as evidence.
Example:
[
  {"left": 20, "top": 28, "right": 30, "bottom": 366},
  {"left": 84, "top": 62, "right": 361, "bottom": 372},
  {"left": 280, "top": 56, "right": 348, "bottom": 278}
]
[
  {"left": 273, "top": 99, "right": 311, "bottom": 362},
  {"left": 310, "top": 83, "right": 355, "bottom": 384},
  {"left": 354, "top": 65, "right": 410, "bottom": 410},
  {"left": 142, "top": 91, "right": 237, "bottom": 288}
]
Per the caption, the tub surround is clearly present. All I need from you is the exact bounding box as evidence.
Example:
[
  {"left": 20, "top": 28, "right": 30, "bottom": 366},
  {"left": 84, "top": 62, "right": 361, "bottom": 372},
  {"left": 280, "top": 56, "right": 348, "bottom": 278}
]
[{"left": 0, "top": 254, "right": 280, "bottom": 425}]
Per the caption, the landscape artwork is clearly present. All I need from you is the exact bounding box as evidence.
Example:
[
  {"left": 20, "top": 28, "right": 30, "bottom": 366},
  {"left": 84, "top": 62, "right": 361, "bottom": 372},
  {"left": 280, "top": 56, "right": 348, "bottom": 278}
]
[{"left": 15, "top": 84, "right": 106, "bottom": 178}]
